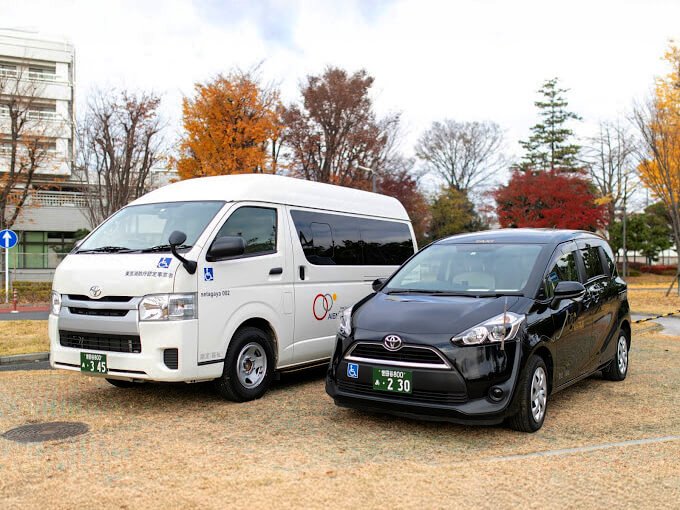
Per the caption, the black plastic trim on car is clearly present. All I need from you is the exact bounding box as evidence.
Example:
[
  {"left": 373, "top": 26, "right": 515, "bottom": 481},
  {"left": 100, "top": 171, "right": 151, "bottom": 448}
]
[
  {"left": 163, "top": 348, "right": 179, "bottom": 370},
  {"left": 59, "top": 330, "right": 141, "bottom": 353}
]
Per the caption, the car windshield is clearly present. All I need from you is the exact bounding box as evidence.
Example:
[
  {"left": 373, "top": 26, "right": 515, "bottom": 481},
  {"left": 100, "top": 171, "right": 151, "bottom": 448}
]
[
  {"left": 77, "top": 201, "right": 225, "bottom": 253},
  {"left": 385, "top": 243, "right": 544, "bottom": 294}
]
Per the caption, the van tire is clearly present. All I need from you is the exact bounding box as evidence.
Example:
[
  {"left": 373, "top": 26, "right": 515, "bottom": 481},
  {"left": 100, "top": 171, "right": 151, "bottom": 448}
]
[
  {"left": 214, "top": 327, "right": 275, "bottom": 402},
  {"left": 507, "top": 355, "right": 548, "bottom": 433}
]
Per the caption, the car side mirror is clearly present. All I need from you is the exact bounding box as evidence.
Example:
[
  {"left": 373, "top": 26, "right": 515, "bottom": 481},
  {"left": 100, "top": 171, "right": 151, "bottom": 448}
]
[
  {"left": 372, "top": 278, "right": 386, "bottom": 292},
  {"left": 551, "top": 281, "right": 586, "bottom": 306},
  {"left": 207, "top": 236, "right": 246, "bottom": 261},
  {"left": 168, "top": 230, "right": 197, "bottom": 274}
]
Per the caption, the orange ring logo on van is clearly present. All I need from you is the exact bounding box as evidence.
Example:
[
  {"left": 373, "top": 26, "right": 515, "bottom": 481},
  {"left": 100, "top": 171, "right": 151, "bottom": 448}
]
[{"left": 313, "top": 293, "right": 337, "bottom": 320}]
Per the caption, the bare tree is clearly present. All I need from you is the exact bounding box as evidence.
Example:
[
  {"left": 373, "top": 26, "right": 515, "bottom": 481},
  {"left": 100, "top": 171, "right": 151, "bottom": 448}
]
[
  {"left": 415, "top": 120, "right": 505, "bottom": 192},
  {"left": 75, "top": 89, "right": 164, "bottom": 228},
  {"left": 582, "top": 121, "right": 637, "bottom": 238},
  {"left": 0, "top": 63, "right": 61, "bottom": 229}
]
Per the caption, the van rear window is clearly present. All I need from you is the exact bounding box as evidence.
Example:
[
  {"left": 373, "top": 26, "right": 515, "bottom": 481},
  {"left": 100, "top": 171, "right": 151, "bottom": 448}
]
[{"left": 290, "top": 210, "right": 414, "bottom": 266}]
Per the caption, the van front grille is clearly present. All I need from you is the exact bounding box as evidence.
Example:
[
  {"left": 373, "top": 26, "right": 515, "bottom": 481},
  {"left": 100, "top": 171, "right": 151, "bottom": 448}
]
[
  {"left": 59, "top": 330, "right": 141, "bottom": 353},
  {"left": 68, "top": 307, "right": 129, "bottom": 317},
  {"left": 67, "top": 295, "right": 132, "bottom": 303}
]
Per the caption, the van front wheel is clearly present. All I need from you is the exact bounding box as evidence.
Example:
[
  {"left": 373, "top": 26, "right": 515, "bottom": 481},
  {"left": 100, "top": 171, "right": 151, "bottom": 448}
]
[{"left": 214, "top": 327, "right": 275, "bottom": 402}]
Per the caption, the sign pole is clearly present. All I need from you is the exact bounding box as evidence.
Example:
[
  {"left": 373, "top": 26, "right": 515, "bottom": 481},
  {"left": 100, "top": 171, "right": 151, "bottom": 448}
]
[
  {"left": 0, "top": 229, "right": 18, "bottom": 304},
  {"left": 4, "top": 247, "right": 7, "bottom": 304}
]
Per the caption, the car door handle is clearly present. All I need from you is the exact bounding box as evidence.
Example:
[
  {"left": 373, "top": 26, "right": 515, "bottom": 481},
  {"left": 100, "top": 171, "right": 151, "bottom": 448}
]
[
  {"left": 299, "top": 266, "right": 305, "bottom": 280},
  {"left": 269, "top": 267, "right": 283, "bottom": 275}
]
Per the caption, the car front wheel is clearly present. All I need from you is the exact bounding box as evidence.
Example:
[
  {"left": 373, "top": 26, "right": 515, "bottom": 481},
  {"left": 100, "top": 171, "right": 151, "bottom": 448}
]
[{"left": 508, "top": 355, "right": 548, "bottom": 433}]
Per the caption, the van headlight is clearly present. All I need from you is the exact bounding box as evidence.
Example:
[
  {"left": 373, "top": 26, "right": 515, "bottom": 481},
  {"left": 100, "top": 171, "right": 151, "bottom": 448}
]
[
  {"left": 451, "top": 312, "right": 525, "bottom": 346},
  {"left": 50, "top": 291, "right": 62, "bottom": 315},
  {"left": 338, "top": 306, "right": 353, "bottom": 337},
  {"left": 139, "top": 293, "right": 197, "bottom": 321}
]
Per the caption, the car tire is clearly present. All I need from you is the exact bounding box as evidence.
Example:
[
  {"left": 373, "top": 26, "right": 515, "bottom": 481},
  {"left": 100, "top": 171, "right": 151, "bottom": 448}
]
[
  {"left": 105, "top": 378, "right": 140, "bottom": 389},
  {"left": 508, "top": 355, "right": 549, "bottom": 433},
  {"left": 214, "top": 327, "right": 275, "bottom": 402},
  {"left": 603, "top": 329, "right": 629, "bottom": 381}
]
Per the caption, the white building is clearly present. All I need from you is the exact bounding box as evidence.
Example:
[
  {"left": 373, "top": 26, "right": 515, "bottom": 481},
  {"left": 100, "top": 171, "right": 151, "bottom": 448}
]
[{"left": 0, "top": 28, "right": 89, "bottom": 281}]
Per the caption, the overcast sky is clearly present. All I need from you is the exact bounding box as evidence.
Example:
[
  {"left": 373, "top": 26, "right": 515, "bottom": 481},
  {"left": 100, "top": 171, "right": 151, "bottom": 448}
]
[{"left": 3, "top": 0, "right": 680, "bottom": 184}]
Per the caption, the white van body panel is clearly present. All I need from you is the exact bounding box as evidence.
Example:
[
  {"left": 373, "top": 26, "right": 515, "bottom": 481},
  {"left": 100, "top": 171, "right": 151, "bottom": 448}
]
[{"left": 49, "top": 174, "right": 415, "bottom": 383}]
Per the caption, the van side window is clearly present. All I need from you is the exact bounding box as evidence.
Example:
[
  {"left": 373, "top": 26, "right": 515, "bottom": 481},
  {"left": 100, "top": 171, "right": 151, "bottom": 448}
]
[
  {"left": 216, "top": 207, "right": 277, "bottom": 256},
  {"left": 581, "top": 246, "right": 605, "bottom": 280},
  {"left": 545, "top": 251, "right": 579, "bottom": 297},
  {"left": 290, "top": 210, "right": 414, "bottom": 266}
]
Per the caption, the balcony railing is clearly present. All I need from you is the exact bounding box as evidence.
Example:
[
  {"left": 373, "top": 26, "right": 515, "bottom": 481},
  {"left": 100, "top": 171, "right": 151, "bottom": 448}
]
[
  {"left": 9, "top": 190, "right": 88, "bottom": 208},
  {"left": 0, "top": 68, "right": 18, "bottom": 78},
  {"left": 0, "top": 146, "right": 61, "bottom": 158},
  {"left": 0, "top": 109, "right": 62, "bottom": 121},
  {"left": 0, "top": 68, "right": 66, "bottom": 83}
]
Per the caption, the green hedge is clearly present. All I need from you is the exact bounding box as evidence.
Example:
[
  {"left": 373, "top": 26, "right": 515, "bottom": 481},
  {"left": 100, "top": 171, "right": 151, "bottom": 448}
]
[{"left": 6, "top": 281, "right": 52, "bottom": 303}]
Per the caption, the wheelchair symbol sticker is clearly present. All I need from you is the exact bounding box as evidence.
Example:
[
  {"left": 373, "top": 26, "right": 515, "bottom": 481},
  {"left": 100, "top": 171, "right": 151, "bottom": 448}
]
[
  {"left": 347, "top": 363, "right": 359, "bottom": 379},
  {"left": 203, "top": 267, "right": 214, "bottom": 281},
  {"left": 157, "top": 257, "right": 172, "bottom": 269}
]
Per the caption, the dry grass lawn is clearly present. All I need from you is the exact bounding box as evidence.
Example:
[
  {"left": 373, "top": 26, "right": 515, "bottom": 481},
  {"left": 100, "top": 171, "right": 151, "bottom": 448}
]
[
  {"left": 0, "top": 325, "right": 678, "bottom": 509},
  {"left": 625, "top": 273, "right": 676, "bottom": 289},
  {"left": 627, "top": 289, "right": 680, "bottom": 316},
  {"left": 0, "top": 320, "right": 48, "bottom": 356}
]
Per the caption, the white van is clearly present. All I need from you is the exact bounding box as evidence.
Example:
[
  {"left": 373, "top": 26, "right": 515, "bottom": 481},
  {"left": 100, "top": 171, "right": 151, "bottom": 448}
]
[{"left": 49, "top": 174, "right": 416, "bottom": 401}]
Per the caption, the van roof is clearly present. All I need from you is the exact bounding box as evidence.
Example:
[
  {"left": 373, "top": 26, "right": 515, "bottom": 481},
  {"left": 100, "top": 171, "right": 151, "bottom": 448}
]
[{"left": 131, "top": 174, "right": 411, "bottom": 221}]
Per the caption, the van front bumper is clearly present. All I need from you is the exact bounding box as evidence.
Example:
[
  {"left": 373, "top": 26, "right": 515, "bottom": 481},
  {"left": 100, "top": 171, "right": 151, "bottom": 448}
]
[{"left": 49, "top": 314, "right": 201, "bottom": 382}]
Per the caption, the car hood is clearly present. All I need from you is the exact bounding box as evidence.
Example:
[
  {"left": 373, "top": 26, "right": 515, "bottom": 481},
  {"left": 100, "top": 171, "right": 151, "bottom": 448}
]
[
  {"left": 52, "top": 253, "right": 182, "bottom": 297},
  {"left": 354, "top": 292, "right": 524, "bottom": 336}
]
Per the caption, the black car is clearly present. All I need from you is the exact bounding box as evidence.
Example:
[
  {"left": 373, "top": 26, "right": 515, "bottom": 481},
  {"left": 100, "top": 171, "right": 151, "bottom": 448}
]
[{"left": 326, "top": 229, "right": 630, "bottom": 432}]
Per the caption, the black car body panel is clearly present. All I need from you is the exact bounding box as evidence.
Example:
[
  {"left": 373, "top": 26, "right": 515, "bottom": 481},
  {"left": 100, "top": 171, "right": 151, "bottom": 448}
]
[{"left": 326, "top": 229, "right": 631, "bottom": 425}]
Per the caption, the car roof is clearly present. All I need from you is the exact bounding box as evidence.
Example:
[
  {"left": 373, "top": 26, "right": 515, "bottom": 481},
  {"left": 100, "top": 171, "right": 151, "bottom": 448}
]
[
  {"left": 130, "top": 174, "right": 410, "bottom": 221},
  {"left": 435, "top": 228, "right": 605, "bottom": 245}
]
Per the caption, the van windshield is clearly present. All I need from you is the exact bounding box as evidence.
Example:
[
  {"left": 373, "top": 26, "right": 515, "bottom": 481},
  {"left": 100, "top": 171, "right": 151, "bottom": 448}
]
[
  {"left": 385, "top": 243, "right": 544, "bottom": 295},
  {"left": 77, "top": 201, "right": 225, "bottom": 253}
]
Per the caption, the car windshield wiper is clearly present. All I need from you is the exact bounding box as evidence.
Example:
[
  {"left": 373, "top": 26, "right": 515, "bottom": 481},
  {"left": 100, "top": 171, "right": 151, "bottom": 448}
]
[
  {"left": 386, "top": 289, "right": 459, "bottom": 295},
  {"left": 77, "top": 246, "right": 135, "bottom": 254},
  {"left": 138, "top": 244, "right": 192, "bottom": 253}
]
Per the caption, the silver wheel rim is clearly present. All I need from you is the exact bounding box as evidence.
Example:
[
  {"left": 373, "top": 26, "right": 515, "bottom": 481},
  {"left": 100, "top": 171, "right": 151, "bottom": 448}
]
[
  {"left": 236, "top": 342, "right": 267, "bottom": 389},
  {"left": 617, "top": 335, "right": 628, "bottom": 375},
  {"left": 531, "top": 366, "right": 547, "bottom": 423}
]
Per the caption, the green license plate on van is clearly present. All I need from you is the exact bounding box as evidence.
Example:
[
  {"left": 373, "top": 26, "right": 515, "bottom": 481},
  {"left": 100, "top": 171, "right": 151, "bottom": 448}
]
[
  {"left": 373, "top": 367, "right": 412, "bottom": 394},
  {"left": 80, "top": 352, "right": 108, "bottom": 374}
]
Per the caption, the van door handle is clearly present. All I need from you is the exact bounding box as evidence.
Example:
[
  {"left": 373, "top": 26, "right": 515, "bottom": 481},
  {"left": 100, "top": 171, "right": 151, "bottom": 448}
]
[
  {"left": 269, "top": 267, "right": 283, "bottom": 275},
  {"left": 299, "top": 266, "right": 305, "bottom": 280}
]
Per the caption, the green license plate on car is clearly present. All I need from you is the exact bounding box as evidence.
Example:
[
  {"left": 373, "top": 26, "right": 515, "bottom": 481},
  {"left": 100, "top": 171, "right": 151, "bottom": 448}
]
[
  {"left": 373, "top": 367, "right": 412, "bottom": 394},
  {"left": 80, "top": 352, "right": 108, "bottom": 374}
]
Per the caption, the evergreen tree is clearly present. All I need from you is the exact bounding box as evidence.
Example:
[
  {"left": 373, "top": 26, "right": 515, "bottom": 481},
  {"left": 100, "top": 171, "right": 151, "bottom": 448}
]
[
  {"left": 519, "top": 78, "right": 582, "bottom": 172},
  {"left": 428, "top": 187, "right": 487, "bottom": 241}
]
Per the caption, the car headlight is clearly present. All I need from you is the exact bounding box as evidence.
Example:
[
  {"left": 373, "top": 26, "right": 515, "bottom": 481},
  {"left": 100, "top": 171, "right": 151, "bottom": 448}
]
[
  {"left": 139, "top": 293, "right": 197, "bottom": 321},
  {"left": 338, "top": 306, "right": 353, "bottom": 337},
  {"left": 50, "top": 291, "right": 62, "bottom": 315},
  {"left": 451, "top": 312, "right": 525, "bottom": 346}
]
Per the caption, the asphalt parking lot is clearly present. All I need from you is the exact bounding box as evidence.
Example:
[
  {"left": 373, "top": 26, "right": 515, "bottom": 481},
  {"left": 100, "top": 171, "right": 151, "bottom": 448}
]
[{"left": 0, "top": 329, "right": 678, "bottom": 509}]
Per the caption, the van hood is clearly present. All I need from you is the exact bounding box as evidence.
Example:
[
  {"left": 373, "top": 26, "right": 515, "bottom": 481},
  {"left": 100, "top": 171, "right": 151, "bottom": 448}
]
[
  {"left": 354, "top": 292, "right": 524, "bottom": 336},
  {"left": 52, "top": 253, "right": 183, "bottom": 298}
]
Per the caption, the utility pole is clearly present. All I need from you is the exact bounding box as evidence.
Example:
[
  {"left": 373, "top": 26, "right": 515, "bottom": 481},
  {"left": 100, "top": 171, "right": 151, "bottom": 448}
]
[
  {"left": 357, "top": 165, "right": 377, "bottom": 193},
  {"left": 622, "top": 179, "right": 628, "bottom": 278}
]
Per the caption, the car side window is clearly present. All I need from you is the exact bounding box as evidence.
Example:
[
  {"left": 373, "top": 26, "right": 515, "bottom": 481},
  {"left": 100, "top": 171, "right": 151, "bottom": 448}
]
[
  {"left": 581, "top": 246, "right": 605, "bottom": 280},
  {"left": 215, "top": 206, "right": 277, "bottom": 256},
  {"left": 601, "top": 246, "right": 618, "bottom": 277},
  {"left": 545, "top": 250, "right": 579, "bottom": 297}
]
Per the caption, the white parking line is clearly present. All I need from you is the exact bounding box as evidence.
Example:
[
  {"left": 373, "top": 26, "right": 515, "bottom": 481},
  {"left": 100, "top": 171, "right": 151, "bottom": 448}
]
[{"left": 486, "top": 436, "right": 680, "bottom": 462}]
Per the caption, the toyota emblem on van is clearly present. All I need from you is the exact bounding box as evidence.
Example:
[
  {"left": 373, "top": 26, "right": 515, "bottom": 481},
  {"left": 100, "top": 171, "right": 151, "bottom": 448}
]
[{"left": 89, "top": 286, "right": 102, "bottom": 298}]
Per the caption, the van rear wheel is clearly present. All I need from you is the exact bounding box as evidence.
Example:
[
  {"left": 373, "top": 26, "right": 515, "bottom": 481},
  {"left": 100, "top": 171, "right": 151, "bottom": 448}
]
[{"left": 215, "top": 327, "right": 275, "bottom": 402}]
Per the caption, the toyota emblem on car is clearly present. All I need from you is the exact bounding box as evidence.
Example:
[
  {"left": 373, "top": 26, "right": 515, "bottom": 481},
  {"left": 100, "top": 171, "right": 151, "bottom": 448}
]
[
  {"left": 89, "top": 286, "right": 102, "bottom": 298},
  {"left": 383, "top": 335, "right": 403, "bottom": 351}
]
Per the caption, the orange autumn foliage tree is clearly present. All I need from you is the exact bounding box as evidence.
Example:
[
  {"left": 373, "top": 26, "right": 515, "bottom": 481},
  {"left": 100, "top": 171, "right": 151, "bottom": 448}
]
[
  {"left": 634, "top": 42, "right": 680, "bottom": 293},
  {"left": 175, "top": 71, "right": 283, "bottom": 178}
]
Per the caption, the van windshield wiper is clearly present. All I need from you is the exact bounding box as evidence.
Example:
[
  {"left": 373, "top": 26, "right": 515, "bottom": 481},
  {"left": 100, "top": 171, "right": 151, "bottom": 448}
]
[
  {"left": 138, "top": 244, "right": 192, "bottom": 253},
  {"left": 77, "top": 246, "right": 135, "bottom": 254}
]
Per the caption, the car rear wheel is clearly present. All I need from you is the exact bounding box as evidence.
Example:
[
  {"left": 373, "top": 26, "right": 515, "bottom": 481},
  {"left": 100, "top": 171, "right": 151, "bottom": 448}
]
[
  {"left": 214, "top": 327, "right": 275, "bottom": 402},
  {"left": 603, "top": 329, "right": 629, "bottom": 381},
  {"left": 508, "top": 355, "right": 548, "bottom": 433}
]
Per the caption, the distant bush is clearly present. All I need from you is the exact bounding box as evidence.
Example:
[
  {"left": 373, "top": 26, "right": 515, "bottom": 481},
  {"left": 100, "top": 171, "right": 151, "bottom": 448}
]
[
  {"left": 639, "top": 265, "right": 677, "bottom": 276},
  {"left": 8, "top": 281, "right": 52, "bottom": 303}
]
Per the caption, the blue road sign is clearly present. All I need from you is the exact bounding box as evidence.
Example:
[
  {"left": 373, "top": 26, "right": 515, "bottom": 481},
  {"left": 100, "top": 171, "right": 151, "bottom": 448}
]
[{"left": 0, "top": 229, "right": 18, "bottom": 249}]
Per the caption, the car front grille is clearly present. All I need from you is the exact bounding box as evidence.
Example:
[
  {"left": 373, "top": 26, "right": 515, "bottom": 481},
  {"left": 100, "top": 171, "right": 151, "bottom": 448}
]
[
  {"left": 337, "top": 380, "right": 467, "bottom": 405},
  {"left": 68, "top": 307, "right": 129, "bottom": 317},
  {"left": 67, "top": 295, "right": 133, "bottom": 303},
  {"left": 346, "top": 342, "right": 450, "bottom": 369},
  {"left": 59, "top": 330, "right": 141, "bottom": 353}
]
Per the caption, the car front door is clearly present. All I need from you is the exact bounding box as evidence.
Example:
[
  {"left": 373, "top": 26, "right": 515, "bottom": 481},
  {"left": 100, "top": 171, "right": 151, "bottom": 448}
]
[
  {"left": 576, "top": 241, "right": 613, "bottom": 374},
  {"left": 197, "top": 204, "right": 295, "bottom": 368},
  {"left": 544, "top": 242, "right": 589, "bottom": 386}
]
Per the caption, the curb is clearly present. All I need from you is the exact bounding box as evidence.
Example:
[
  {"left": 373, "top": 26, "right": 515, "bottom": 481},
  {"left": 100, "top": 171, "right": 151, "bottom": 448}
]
[{"left": 0, "top": 352, "right": 49, "bottom": 365}]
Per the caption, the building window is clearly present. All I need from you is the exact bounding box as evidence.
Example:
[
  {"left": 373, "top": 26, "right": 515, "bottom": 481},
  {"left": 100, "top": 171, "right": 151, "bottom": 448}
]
[{"left": 10, "top": 231, "right": 76, "bottom": 269}]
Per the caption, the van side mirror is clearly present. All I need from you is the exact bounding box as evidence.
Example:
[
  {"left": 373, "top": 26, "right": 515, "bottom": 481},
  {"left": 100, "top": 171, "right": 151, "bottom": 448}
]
[
  {"left": 551, "top": 281, "right": 586, "bottom": 306},
  {"left": 168, "top": 230, "right": 197, "bottom": 274},
  {"left": 207, "top": 236, "right": 246, "bottom": 261},
  {"left": 372, "top": 278, "right": 386, "bottom": 292}
]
